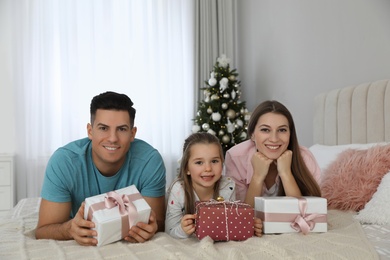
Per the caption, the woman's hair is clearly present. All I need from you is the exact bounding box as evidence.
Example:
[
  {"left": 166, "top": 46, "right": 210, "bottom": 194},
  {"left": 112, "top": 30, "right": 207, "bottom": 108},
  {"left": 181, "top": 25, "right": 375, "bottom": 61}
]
[
  {"left": 169, "top": 132, "right": 224, "bottom": 214},
  {"left": 248, "top": 100, "right": 321, "bottom": 197}
]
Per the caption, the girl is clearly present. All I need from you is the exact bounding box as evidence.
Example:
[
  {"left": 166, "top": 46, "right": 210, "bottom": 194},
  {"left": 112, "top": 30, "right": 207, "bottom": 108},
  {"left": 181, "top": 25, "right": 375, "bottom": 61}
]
[
  {"left": 225, "top": 100, "right": 321, "bottom": 207},
  {"left": 165, "top": 132, "right": 262, "bottom": 239}
]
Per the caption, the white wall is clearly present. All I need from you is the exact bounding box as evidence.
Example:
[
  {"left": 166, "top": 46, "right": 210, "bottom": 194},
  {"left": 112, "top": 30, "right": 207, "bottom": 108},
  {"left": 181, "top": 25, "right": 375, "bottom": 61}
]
[
  {"left": 0, "top": 0, "right": 15, "bottom": 155},
  {"left": 236, "top": 0, "right": 390, "bottom": 146}
]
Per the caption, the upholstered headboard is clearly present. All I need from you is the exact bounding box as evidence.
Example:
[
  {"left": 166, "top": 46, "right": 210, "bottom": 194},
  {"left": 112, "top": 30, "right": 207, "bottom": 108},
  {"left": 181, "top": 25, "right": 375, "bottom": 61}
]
[{"left": 313, "top": 79, "right": 390, "bottom": 145}]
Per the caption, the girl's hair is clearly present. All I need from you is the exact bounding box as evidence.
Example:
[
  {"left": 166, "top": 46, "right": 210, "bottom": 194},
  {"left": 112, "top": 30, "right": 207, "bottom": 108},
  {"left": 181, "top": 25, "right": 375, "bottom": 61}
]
[
  {"left": 248, "top": 100, "right": 321, "bottom": 197},
  {"left": 169, "top": 132, "right": 224, "bottom": 214}
]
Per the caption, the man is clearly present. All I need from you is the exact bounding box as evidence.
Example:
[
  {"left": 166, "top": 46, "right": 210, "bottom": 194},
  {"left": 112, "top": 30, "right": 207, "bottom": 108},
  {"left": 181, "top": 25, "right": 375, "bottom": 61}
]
[{"left": 35, "top": 91, "right": 166, "bottom": 246}]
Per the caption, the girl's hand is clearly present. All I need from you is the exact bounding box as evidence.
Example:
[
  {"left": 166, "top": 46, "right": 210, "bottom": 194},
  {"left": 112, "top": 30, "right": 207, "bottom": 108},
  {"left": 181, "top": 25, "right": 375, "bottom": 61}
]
[
  {"left": 251, "top": 151, "right": 273, "bottom": 180},
  {"left": 181, "top": 214, "right": 196, "bottom": 235},
  {"left": 254, "top": 217, "right": 263, "bottom": 237},
  {"left": 276, "top": 150, "right": 293, "bottom": 178}
]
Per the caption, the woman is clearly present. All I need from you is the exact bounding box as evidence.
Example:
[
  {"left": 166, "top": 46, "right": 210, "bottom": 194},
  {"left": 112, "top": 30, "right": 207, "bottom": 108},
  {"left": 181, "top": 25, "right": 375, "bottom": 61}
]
[{"left": 225, "top": 100, "right": 321, "bottom": 207}]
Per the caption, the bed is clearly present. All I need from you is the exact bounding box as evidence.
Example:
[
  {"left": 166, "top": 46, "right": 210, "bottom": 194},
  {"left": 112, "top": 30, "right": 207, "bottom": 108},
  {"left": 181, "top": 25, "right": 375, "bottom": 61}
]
[{"left": 0, "top": 79, "right": 389, "bottom": 260}]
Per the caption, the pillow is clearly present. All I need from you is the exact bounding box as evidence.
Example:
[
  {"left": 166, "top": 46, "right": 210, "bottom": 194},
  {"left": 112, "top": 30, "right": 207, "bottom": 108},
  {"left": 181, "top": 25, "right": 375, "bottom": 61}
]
[
  {"left": 309, "top": 142, "right": 388, "bottom": 174},
  {"left": 355, "top": 172, "right": 390, "bottom": 225},
  {"left": 320, "top": 144, "right": 390, "bottom": 211}
]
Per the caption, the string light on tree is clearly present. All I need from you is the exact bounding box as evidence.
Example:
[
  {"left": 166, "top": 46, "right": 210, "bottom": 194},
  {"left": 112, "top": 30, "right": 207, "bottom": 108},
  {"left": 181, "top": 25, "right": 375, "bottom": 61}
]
[{"left": 192, "top": 54, "right": 250, "bottom": 155}]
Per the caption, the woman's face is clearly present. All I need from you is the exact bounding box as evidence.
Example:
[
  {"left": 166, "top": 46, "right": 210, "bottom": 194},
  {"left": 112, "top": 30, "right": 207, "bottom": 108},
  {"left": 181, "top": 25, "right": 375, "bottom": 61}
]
[{"left": 251, "top": 112, "right": 290, "bottom": 160}]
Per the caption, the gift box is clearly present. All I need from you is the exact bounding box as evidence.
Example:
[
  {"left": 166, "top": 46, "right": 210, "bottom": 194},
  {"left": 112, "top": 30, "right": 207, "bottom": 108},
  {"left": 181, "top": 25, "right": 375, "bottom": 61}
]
[
  {"left": 255, "top": 196, "right": 327, "bottom": 234},
  {"left": 195, "top": 201, "right": 254, "bottom": 241},
  {"left": 84, "top": 185, "right": 151, "bottom": 247}
]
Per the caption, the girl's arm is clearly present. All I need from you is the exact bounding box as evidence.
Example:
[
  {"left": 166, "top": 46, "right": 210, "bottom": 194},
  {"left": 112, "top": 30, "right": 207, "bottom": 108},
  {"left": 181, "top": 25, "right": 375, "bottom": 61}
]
[{"left": 165, "top": 183, "right": 191, "bottom": 239}]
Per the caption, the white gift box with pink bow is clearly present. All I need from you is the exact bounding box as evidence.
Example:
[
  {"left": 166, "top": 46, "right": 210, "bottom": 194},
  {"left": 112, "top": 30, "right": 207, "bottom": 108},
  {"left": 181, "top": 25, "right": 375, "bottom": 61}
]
[
  {"left": 84, "top": 185, "right": 151, "bottom": 247},
  {"left": 255, "top": 196, "right": 327, "bottom": 234}
]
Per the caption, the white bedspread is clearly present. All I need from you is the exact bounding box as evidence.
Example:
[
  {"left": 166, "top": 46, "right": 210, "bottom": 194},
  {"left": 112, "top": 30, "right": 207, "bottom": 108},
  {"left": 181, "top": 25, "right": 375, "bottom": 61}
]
[{"left": 0, "top": 198, "right": 380, "bottom": 260}]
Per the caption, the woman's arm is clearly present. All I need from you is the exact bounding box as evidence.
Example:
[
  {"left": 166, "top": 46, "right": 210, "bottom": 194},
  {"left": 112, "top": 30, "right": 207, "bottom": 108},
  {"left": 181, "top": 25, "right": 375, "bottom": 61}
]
[{"left": 277, "top": 150, "right": 302, "bottom": 197}]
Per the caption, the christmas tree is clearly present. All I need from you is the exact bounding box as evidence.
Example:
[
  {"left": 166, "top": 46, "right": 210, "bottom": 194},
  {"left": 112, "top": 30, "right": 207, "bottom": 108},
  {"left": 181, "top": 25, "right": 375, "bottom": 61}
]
[{"left": 192, "top": 54, "right": 250, "bottom": 155}]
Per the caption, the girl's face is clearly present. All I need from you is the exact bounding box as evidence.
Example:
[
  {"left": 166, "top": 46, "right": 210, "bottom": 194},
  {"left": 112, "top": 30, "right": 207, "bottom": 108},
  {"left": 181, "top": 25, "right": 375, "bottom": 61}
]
[
  {"left": 251, "top": 112, "right": 290, "bottom": 160},
  {"left": 187, "top": 143, "right": 223, "bottom": 191}
]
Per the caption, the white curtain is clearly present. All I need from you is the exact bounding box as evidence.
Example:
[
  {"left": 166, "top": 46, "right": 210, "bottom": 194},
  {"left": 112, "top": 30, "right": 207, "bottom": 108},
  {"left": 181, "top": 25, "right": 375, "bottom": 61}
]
[
  {"left": 194, "top": 0, "right": 237, "bottom": 106},
  {"left": 8, "top": 0, "right": 195, "bottom": 202}
]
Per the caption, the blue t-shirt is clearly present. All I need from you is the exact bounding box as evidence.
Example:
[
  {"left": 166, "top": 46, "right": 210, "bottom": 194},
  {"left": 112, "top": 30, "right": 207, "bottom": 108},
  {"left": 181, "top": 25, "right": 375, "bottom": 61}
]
[{"left": 41, "top": 137, "right": 166, "bottom": 218}]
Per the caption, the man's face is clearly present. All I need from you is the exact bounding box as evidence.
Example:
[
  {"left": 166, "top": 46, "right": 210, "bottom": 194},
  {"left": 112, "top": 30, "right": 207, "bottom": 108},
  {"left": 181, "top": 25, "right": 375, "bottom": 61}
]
[{"left": 87, "top": 109, "right": 136, "bottom": 175}]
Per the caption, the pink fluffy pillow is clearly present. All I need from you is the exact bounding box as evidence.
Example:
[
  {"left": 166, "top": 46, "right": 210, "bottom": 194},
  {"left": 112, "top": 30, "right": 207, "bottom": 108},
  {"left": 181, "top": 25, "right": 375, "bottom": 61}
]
[{"left": 320, "top": 144, "right": 390, "bottom": 211}]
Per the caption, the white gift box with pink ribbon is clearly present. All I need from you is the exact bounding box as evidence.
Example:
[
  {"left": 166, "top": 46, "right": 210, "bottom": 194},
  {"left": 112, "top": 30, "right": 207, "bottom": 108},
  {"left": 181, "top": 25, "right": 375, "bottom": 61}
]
[
  {"left": 84, "top": 185, "right": 151, "bottom": 247},
  {"left": 255, "top": 196, "right": 327, "bottom": 234}
]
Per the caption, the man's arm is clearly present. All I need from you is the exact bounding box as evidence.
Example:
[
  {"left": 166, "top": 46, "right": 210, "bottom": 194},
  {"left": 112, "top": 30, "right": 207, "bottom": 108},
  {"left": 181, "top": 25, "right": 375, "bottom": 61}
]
[
  {"left": 144, "top": 195, "right": 165, "bottom": 232},
  {"left": 35, "top": 199, "right": 98, "bottom": 246}
]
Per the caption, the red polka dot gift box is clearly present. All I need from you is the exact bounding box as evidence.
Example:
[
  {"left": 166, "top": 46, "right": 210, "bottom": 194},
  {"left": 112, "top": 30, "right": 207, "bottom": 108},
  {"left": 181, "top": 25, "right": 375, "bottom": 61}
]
[{"left": 195, "top": 200, "right": 254, "bottom": 241}]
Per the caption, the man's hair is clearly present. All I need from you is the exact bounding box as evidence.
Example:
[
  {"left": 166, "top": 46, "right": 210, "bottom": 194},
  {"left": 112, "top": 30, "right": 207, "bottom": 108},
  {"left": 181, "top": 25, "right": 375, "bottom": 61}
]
[{"left": 90, "top": 91, "right": 136, "bottom": 127}]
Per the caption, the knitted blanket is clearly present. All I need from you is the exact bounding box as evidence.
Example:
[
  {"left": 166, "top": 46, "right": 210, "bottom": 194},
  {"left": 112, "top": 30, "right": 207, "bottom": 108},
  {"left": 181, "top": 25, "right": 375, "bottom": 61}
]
[{"left": 0, "top": 198, "right": 379, "bottom": 260}]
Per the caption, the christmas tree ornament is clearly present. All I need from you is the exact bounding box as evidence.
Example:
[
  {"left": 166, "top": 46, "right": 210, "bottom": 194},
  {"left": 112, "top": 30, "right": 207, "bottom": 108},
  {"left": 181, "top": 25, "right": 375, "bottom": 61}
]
[
  {"left": 197, "top": 111, "right": 201, "bottom": 117},
  {"left": 208, "top": 72, "right": 217, "bottom": 86},
  {"left": 211, "top": 94, "right": 219, "bottom": 100},
  {"left": 222, "top": 135, "right": 230, "bottom": 143},
  {"left": 221, "top": 103, "right": 228, "bottom": 110},
  {"left": 236, "top": 119, "right": 244, "bottom": 127},
  {"left": 223, "top": 93, "right": 230, "bottom": 99},
  {"left": 218, "top": 130, "right": 225, "bottom": 136},
  {"left": 226, "top": 118, "right": 235, "bottom": 133},
  {"left": 229, "top": 75, "right": 235, "bottom": 81},
  {"left": 211, "top": 112, "right": 222, "bottom": 122},
  {"left": 226, "top": 109, "right": 236, "bottom": 119},
  {"left": 202, "top": 123, "right": 210, "bottom": 131},
  {"left": 192, "top": 125, "right": 201, "bottom": 133},
  {"left": 207, "top": 129, "right": 216, "bottom": 135},
  {"left": 219, "top": 77, "right": 229, "bottom": 92},
  {"left": 207, "top": 107, "right": 213, "bottom": 114},
  {"left": 240, "top": 132, "right": 247, "bottom": 139},
  {"left": 231, "top": 90, "right": 236, "bottom": 99},
  {"left": 208, "top": 77, "right": 217, "bottom": 87},
  {"left": 217, "top": 54, "right": 230, "bottom": 68}
]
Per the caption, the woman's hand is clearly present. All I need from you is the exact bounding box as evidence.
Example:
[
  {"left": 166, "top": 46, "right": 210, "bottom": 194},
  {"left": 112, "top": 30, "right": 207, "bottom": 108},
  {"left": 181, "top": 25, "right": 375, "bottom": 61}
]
[
  {"left": 251, "top": 151, "right": 273, "bottom": 181},
  {"left": 275, "top": 150, "right": 293, "bottom": 178},
  {"left": 180, "top": 214, "right": 196, "bottom": 235},
  {"left": 253, "top": 217, "right": 263, "bottom": 237}
]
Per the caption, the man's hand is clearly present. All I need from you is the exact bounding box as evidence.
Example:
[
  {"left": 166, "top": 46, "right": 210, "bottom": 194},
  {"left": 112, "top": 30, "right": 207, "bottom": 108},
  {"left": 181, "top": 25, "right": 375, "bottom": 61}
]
[
  {"left": 69, "top": 202, "right": 98, "bottom": 246},
  {"left": 124, "top": 210, "right": 158, "bottom": 243}
]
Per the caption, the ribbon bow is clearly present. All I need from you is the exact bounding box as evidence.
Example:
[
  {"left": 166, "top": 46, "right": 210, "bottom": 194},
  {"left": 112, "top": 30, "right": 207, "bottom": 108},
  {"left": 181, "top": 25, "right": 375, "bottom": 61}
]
[
  {"left": 290, "top": 197, "right": 325, "bottom": 235},
  {"left": 105, "top": 191, "right": 138, "bottom": 229}
]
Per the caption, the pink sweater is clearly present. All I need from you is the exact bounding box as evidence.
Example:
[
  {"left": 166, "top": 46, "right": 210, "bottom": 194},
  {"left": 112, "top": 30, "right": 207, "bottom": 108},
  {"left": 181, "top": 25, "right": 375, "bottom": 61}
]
[{"left": 225, "top": 140, "right": 321, "bottom": 202}]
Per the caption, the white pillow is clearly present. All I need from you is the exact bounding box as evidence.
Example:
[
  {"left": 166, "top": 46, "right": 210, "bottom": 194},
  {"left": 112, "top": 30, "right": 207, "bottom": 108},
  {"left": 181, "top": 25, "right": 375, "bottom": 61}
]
[
  {"left": 309, "top": 142, "right": 389, "bottom": 173},
  {"left": 355, "top": 172, "right": 390, "bottom": 225}
]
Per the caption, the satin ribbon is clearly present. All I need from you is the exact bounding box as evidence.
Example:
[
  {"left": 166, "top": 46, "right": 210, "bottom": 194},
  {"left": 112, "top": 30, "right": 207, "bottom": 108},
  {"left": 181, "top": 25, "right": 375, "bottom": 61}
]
[
  {"left": 290, "top": 197, "right": 326, "bottom": 235},
  {"left": 87, "top": 191, "right": 142, "bottom": 239},
  {"left": 196, "top": 200, "right": 250, "bottom": 241}
]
